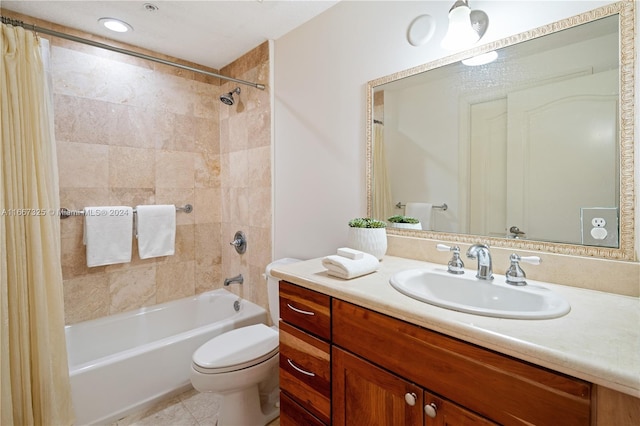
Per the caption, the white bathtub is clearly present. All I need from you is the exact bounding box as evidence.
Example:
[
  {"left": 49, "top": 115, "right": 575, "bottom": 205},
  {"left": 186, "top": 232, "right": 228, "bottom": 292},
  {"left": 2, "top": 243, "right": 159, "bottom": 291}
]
[{"left": 65, "top": 288, "right": 268, "bottom": 425}]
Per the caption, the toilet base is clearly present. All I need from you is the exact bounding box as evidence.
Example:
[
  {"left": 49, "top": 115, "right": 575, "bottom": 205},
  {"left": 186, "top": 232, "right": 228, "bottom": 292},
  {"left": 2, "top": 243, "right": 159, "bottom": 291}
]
[
  {"left": 218, "top": 385, "right": 279, "bottom": 426},
  {"left": 191, "top": 353, "right": 279, "bottom": 426}
]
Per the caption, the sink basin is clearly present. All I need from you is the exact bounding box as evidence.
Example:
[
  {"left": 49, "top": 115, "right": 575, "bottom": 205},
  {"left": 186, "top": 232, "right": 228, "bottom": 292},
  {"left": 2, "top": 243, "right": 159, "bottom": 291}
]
[{"left": 389, "top": 268, "right": 570, "bottom": 319}]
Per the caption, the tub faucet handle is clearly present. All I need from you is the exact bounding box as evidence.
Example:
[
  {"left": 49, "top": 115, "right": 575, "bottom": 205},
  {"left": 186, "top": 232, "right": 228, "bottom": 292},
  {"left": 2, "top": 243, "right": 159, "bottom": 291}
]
[{"left": 229, "top": 231, "right": 247, "bottom": 254}]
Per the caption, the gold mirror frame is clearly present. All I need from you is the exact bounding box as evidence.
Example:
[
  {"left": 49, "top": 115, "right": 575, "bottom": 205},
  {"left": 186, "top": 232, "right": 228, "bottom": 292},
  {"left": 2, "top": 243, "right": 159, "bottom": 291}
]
[{"left": 366, "top": 1, "right": 635, "bottom": 260}]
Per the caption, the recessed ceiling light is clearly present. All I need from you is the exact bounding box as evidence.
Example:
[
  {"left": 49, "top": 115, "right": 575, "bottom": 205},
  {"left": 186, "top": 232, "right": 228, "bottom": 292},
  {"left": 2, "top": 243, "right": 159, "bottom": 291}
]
[{"left": 98, "top": 17, "right": 133, "bottom": 33}]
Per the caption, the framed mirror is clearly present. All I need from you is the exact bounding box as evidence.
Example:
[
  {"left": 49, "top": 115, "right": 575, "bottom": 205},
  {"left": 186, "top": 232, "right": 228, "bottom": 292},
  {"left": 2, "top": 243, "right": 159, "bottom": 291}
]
[{"left": 367, "top": 1, "right": 635, "bottom": 260}]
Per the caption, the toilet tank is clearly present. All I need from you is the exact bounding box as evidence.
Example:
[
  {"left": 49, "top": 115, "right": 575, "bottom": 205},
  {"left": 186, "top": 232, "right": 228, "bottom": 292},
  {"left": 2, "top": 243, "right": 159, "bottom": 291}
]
[{"left": 265, "top": 258, "right": 301, "bottom": 326}]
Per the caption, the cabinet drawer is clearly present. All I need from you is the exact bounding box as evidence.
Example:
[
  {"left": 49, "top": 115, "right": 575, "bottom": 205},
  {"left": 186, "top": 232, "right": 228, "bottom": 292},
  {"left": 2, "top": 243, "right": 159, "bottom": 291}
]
[
  {"left": 279, "top": 281, "right": 331, "bottom": 340},
  {"left": 333, "top": 300, "right": 591, "bottom": 426},
  {"left": 280, "top": 392, "right": 327, "bottom": 426},
  {"left": 279, "top": 321, "right": 331, "bottom": 424}
]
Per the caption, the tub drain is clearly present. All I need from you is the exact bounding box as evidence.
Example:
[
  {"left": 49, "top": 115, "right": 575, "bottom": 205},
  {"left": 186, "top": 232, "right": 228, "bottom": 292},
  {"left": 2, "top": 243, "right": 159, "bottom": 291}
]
[{"left": 233, "top": 300, "right": 240, "bottom": 312}]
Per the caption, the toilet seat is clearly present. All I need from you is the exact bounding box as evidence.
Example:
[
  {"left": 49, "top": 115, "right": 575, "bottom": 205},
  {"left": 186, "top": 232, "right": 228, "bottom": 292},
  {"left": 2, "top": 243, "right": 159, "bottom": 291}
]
[{"left": 192, "top": 324, "right": 279, "bottom": 374}]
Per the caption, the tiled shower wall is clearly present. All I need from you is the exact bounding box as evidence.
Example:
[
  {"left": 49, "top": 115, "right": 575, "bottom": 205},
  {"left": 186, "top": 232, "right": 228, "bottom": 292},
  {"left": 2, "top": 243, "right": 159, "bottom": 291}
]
[
  {"left": 21, "top": 12, "right": 273, "bottom": 324},
  {"left": 218, "top": 43, "right": 273, "bottom": 313}
]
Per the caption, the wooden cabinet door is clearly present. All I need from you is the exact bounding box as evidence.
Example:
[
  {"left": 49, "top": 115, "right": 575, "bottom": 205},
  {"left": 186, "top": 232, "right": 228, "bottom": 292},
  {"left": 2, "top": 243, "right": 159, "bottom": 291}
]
[
  {"left": 333, "top": 347, "right": 423, "bottom": 426},
  {"left": 424, "top": 390, "right": 497, "bottom": 426},
  {"left": 280, "top": 392, "right": 326, "bottom": 426}
]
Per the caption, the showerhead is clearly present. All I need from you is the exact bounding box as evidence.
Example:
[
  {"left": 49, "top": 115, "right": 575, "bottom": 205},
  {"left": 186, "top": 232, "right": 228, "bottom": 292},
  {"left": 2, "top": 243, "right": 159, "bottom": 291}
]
[{"left": 220, "top": 87, "right": 241, "bottom": 105}]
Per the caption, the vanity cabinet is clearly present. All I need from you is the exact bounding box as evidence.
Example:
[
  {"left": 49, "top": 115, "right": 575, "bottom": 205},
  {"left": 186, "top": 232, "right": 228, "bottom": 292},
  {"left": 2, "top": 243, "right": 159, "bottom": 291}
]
[
  {"left": 278, "top": 281, "right": 640, "bottom": 426},
  {"left": 279, "top": 282, "right": 331, "bottom": 425},
  {"left": 333, "top": 299, "right": 591, "bottom": 426},
  {"left": 333, "top": 346, "right": 495, "bottom": 426}
]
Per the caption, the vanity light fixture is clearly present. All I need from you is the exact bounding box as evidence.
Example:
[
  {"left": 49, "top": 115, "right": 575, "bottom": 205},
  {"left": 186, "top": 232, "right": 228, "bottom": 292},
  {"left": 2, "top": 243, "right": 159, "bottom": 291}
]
[
  {"left": 441, "top": 0, "right": 488, "bottom": 51},
  {"left": 98, "top": 17, "right": 133, "bottom": 33},
  {"left": 462, "top": 50, "right": 498, "bottom": 66}
]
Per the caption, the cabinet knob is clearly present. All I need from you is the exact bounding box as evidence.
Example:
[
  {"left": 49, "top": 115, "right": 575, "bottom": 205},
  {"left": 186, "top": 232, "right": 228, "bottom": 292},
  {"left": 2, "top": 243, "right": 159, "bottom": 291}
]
[
  {"left": 424, "top": 402, "right": 437, "bottom": 418},
  {"left": 404, "top": 392, "right": 417, "bottom": 406}
]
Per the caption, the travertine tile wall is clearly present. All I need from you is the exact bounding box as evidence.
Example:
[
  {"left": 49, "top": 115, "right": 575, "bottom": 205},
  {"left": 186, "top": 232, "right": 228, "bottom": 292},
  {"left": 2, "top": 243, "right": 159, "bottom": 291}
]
[
  {"left": 26, "top": 11, "right": 272, "bottom": 324},
  {"left": 218, "top": 43, "right": 273, "bottom": 313}
]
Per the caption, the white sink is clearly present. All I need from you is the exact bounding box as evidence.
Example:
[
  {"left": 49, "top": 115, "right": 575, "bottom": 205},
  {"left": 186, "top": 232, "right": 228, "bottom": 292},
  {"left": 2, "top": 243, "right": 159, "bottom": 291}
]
[{"left": 389, "top": 268, "right": 570, "bottom": 319}]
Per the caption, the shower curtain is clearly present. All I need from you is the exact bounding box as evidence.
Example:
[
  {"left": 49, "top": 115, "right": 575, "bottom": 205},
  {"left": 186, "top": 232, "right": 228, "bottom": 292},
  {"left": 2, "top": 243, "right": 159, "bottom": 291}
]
[
  {"left": 372, "top": 122, "right": 394, "bottom": 221},
  {"left": 1, "top": 23, "right": 74, "bottom": 425}
]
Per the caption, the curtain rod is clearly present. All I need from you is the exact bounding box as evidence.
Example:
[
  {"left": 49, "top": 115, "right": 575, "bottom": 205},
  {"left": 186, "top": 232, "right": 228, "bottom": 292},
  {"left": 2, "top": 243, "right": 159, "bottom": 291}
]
[{"left": 0, "top": 16, "right": 266, "bottom": 90}]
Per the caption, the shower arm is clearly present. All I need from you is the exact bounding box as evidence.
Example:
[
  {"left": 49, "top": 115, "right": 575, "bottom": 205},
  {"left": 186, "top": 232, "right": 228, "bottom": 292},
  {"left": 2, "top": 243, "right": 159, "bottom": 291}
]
[{"left": 0, "top": 15, "right": 266, "bottom": 91}]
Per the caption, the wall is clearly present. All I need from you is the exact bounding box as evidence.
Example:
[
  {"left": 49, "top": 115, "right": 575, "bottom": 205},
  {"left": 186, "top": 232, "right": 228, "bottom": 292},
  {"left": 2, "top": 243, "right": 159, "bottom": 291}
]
[
  {"left": 274, "top": 1, "right": 638, "bottom": 294},
  {"left": 2, "top": 11, "right": 272, "bottom": 324}
]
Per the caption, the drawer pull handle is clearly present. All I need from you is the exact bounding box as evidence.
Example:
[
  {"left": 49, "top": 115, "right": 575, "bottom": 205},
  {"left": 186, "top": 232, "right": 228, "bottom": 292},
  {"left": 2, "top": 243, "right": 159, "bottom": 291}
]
[
  {"left": 286, "top": 303, "right": 315, "bottom": 316},
  {"left": 424, "top": 403, "right": 437, "bottom": 418},
  {"left": 404, "top": 392, "right": 417, "bottom": 406},
  {"left": 287, "top": 359, "right": 316, "bottom": 377}
]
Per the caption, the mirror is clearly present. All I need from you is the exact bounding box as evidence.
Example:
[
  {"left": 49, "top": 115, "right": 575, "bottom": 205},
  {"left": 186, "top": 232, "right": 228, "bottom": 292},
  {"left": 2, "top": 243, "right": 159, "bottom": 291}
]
[{"left": 367, "top": 2, "right": 635, "bottom": 260}]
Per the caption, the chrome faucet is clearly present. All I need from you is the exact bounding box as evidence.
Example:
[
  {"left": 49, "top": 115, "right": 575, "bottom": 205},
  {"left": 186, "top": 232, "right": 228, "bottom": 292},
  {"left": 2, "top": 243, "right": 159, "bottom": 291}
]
[
  {"left": 224, "top": 274, "right": 244, "bottom": 286},
  {"left": 466, "top": 244, "right": 493, "bottom": 280}
]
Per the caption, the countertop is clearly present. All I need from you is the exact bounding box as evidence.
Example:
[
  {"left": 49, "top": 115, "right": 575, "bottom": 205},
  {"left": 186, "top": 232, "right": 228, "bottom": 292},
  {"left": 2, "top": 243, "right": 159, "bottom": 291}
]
[{"left": 271, "top": 255, "right": 640, "bottom": 398}]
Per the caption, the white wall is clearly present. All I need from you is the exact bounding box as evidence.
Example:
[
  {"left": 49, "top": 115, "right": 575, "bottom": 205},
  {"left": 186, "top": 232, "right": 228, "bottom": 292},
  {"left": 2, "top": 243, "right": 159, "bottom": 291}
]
[{"left": 273, "top": 0, "right": 619, "bottom": 260}]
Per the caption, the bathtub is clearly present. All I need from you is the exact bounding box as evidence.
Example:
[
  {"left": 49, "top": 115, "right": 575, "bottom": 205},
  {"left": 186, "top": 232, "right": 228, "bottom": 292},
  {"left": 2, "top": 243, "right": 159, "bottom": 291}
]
[{"left": 65, "top": 288, "right": 268, "bottom": 425}]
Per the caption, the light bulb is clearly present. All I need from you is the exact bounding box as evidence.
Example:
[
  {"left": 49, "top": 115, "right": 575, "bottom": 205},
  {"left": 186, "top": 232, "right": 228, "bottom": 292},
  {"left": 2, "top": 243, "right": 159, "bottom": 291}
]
[
  {"left": 98, "top": 18, "right": 133, "bottom": 33},
  {"left": 441, "top": 5, "right": 480, "bottom": 50}
]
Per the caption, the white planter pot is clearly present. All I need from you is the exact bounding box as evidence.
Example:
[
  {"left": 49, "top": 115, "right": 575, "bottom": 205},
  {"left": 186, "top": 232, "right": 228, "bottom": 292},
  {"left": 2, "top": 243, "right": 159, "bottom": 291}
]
[
  {"left": 390, "top": 222, "right": 422, "bottom": 230},
  {"left": 347, "top": 227, "right": 387, "bottom": 260}
]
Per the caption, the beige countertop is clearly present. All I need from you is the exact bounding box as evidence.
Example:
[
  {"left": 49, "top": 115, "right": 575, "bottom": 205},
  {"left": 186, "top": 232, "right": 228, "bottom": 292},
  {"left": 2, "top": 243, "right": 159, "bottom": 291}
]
[{"left": 271, "top": 255, "right": 640, "bottom": 398}]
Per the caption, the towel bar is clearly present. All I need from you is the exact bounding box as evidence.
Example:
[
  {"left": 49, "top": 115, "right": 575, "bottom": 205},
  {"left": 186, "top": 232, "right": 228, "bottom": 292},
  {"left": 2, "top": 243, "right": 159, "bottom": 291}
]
[
  {"left": 60, "top": 204, "right": 193, "bottom": 219},
  {"left": 395, "top": 202, "right": 447, "bottom": 211}
]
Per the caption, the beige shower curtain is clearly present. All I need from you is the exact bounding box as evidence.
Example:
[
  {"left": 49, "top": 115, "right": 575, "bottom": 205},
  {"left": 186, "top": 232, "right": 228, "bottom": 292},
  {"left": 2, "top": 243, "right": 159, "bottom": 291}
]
[
  {"left": 1, "top": 24, "right": 74, "bottom": 425},
  {"left": 372, "top": 122, "right": 394, "bottom": 221}
]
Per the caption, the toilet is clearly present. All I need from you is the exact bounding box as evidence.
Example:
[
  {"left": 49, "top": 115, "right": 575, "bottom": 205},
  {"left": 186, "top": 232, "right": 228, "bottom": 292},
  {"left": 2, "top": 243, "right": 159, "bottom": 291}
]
[{"left": 190, "top": 258, "right": 301, "bottom": 426}]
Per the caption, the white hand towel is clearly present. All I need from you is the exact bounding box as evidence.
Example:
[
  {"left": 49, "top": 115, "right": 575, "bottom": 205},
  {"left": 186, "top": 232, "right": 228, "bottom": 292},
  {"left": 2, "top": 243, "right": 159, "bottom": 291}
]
[
  {"left": 83, "top": 206, "right": 133, "bottom": 267},
  {"left": 405, "top": 202, "right": 433, "bottom": 231},
  {"left": 136, "top": 205, "right": 176, "bottom": 259},
  {"left": 321, "top": 251, "right": 380, "bottom": 280}
]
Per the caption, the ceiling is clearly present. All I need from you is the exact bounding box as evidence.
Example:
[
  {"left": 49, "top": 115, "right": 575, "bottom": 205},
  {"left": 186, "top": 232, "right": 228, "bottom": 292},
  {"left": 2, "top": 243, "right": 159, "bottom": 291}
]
[{"left": 1, "top": 1, "right": 340, "bottom": 70}]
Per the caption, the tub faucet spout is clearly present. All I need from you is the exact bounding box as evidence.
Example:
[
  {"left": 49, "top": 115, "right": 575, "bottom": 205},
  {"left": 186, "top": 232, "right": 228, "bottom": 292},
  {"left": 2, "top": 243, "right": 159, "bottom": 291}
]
[{"left": 224, "top": 274, "right": 244, "bottom": 286}]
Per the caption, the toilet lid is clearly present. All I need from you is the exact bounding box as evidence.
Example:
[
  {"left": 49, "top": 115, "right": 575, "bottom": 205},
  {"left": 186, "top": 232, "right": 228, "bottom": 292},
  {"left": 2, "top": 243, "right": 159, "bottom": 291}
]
[{"left": 192, "top": 324, "right": 279, "bottom": 374}]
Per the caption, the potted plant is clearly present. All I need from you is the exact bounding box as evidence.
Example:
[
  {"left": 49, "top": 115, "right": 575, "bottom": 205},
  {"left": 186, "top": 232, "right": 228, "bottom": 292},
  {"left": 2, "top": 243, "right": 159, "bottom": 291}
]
[
  {"left": 387, "top": 215, "right": 422, "bottom": 230},
  {"left": 347, "top": 218, "right": 387, "bottom": 260}
]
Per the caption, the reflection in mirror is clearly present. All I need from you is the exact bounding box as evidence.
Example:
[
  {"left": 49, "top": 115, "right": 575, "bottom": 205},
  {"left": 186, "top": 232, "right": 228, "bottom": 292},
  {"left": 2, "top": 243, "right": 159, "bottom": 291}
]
[{"left": 367, "top": 2, "right": 635, "bottom": 260}]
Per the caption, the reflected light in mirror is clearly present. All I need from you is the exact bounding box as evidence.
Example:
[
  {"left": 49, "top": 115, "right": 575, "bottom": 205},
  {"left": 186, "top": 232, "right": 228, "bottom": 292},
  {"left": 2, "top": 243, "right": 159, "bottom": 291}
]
[{"left": 462, "top": 50, "right": 498, "bottom": 66}]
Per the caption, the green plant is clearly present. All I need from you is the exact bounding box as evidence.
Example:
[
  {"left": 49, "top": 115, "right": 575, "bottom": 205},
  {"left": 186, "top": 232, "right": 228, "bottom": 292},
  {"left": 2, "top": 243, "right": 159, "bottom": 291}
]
[
  {"left": 387, "top": 215, "right": 420, "bottom": 224},
  {"left": 348, "top": 217, "right": 387, "bottom": 228}
]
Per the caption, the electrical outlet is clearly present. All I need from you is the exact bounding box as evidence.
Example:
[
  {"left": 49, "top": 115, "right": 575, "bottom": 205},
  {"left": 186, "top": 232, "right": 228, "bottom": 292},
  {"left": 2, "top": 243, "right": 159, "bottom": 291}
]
[{"left": 581, "top": 208, "right": 618, "bottom": 248}]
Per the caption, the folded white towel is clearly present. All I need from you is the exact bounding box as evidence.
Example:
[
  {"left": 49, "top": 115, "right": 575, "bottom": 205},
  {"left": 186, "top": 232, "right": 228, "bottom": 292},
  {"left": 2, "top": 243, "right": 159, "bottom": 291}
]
[
  {"left": 83, "top": 206, "right": 133, "bottom": 267},
  {"left": 136, "top": 205, "right": 176, "bottom": 259},
  {"left": 405, "top": 202, "right": 433, "bottom": 231},
  {"left": 321, "top": 251, "right": 379, "bottom": 280}
]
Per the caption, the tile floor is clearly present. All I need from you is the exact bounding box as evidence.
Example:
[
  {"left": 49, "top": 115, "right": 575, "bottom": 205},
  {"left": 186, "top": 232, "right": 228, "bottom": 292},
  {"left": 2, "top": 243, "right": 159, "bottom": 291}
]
[{"left": 113, "top": 387, "right": 280, "bottom": 426}]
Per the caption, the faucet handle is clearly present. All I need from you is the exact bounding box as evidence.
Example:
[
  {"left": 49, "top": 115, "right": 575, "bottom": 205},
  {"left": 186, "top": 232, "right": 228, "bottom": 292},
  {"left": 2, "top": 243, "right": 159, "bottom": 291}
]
[
  {"left": 436, "top": 243, "right": 456, "bottom": 252},
  {"left": 519, "top": 255, "right": 541, "bottom": 265},
  {"left": 436, "top": 244, "right": 465, "bottom": 275},
  {"left": 505, "top": 254, "right": 541, "bottom": 286}
]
